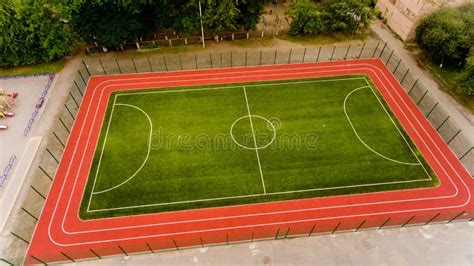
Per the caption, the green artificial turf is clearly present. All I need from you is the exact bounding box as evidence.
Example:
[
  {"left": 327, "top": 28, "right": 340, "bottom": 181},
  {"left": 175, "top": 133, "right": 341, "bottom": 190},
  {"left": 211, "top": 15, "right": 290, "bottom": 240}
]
[{"left": 79, "top": 75, "right": 438, "bottom": 219}]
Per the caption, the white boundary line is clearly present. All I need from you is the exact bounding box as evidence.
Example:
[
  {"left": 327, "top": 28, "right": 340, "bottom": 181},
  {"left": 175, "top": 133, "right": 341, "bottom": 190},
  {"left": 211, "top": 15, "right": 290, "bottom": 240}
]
[
  {"left": 364, "top": 78, "right": 432, "bottom": 179},
  {"left": 344, "top": 86, "right": 421, "bottom": 166},
  {"left": 229, "top": 115, "right": 276, "bottom": 150},
  {"left": 243, "top": 86, "right": 267, "bottom": 194},
  {"left": 87, "top": 78, "right": 430, "bottom": 212},
  {"left": 40, "top": 63, "right": 471, "bottom": 247},
  {"left": 91, "top": 103, "right": 153, "bottom": 195}
]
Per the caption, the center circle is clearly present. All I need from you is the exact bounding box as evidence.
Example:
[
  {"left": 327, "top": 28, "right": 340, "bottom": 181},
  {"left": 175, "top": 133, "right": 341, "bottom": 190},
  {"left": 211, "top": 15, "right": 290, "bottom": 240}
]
[{"left": 230, "top": 115, "right": 276, "bottom": 150}]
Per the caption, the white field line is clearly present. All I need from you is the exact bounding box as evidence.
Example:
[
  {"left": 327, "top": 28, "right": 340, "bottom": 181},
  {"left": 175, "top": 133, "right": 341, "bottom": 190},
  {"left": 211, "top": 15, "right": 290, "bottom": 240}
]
[
  {"left": 243, "top": 86, "right": 267, "bottom": 194},
  {"left": 91, "top": 104, "right": 153, "bottom": 195},
  {"left": 87, "top": 79, "right": 431, "bottom": 213},
  {"left": 86, "top": 94, "right": 117, "bottom": 212},
  {"left": 364, "top": 78, "right": 432, "bottom": 180},
  {"left": 229, "top": 115, "right": 276, "bottom": 150},
  {"left": 343, "top": 86, "right": 421, "bottom": 166},
  {"left": 41, "top": 64, "right": 470, "bottom": 245}
]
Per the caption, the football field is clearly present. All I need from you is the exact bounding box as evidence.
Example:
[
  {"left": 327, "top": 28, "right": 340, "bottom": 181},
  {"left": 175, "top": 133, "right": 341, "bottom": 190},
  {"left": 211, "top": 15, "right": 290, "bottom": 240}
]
[{"left": 80, "top": 75, "right": 437, "bottom": 219}]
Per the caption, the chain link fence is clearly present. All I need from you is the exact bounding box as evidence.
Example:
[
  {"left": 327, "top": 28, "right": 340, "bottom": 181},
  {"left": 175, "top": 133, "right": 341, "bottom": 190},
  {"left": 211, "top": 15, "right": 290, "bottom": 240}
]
[{"left": 2, "top": 42, "right": 473, "bottom": 265}]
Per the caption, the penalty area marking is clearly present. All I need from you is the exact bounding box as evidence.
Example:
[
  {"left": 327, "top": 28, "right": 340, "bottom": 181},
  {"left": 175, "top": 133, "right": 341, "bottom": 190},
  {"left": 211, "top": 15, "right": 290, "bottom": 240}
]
[{"left": 85, "top": 78, "right": 434, "bottom": 213}]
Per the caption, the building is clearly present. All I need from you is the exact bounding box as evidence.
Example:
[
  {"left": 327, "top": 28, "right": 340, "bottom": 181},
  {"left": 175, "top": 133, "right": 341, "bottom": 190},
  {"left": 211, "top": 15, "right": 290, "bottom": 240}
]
[{"left": 376, "top": 0, "right": 469, "bottom": 41}]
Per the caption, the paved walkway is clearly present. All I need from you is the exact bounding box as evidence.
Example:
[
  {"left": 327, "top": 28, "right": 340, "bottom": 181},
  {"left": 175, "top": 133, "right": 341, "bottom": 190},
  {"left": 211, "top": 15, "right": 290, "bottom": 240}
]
[
  {"left": 72, "top": 221, "right": 474, "bottom": 266},
  {"left": 370, "top": 22, "right": 474, "bottom": 144}
]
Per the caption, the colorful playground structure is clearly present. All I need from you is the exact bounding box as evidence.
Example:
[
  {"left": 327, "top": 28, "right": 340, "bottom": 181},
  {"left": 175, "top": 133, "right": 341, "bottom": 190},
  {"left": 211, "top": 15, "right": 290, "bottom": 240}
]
[{"left": 0, "top": 88, "right": 18, "bottom": 130}]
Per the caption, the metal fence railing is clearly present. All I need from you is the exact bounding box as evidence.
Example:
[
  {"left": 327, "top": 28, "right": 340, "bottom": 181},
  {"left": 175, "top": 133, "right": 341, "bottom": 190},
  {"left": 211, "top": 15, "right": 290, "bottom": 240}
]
[
  {"left": 2, "top": 42, "right": 473, "bottom": 265},
  {"left": 0, "top": 154, "right": 17, "bottom": 187},
  {"left": 23, "top": 74, "right": 55, "bottom": 137}
]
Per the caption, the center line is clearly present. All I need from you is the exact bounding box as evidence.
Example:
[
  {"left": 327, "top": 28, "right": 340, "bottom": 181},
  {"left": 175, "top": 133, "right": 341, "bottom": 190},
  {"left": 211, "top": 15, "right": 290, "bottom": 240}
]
[{"left": 243, "top": 86, "right": 267, "bottom": 194}]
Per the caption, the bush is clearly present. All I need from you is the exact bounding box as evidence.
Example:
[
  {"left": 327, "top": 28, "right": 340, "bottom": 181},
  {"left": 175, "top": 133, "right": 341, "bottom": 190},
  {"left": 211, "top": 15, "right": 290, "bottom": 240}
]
[
  {"left": 286, "top": 0, "right": 324, "bottom": 35},
  {"left": 460, "top": 48, "right": 474, "bottom": 95},
  {"left": 0, "top": 1, "right": 73, "bottom": 67},
  {"left": 416, "top": 4, "right": 473, "bottom": 66}
]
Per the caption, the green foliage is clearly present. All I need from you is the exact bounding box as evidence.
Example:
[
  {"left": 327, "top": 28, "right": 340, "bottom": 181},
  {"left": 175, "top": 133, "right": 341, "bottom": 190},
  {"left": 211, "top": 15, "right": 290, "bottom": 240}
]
[
  {"left": 236, "top": 0, "right": 264, "bottom": 31},
  {"left": 286, "top": 0, "right": 324, "bottom": 35},
  {"left": 0, "top": 0, "right": 73, "bottom": 67},
  {"left": 69, "top": 0, "right": 142, "bottom": 48},
  {"left": 202, "top": 0, "right": 239, "bottom": 34},
  {"left": 460, "top": 48, "right": 474, "bottom": 95},
  {"left": 286, "top": 0, "right": 373, "bottom": 36},
  {"left": 323, "top": 0, "right": 372, "bottom": 34},
  {"left": 416, "top": 4, "right": 473, "bottom": 65}
]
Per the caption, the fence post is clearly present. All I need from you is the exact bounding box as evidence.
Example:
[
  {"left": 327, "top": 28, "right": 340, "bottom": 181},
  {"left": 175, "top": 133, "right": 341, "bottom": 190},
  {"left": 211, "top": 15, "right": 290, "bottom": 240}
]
[
  {"left": 378, "top": 218, "right": 390, "bottom": 229},
  {"left": 302, "top": 48, "right": 307, "bottom": 63},
  {"left": 226, "top": 234, "right": 229, "bottom": 245},
  {"left": 332, "top": 222, "right": 341, "bottom": 234},
  {"left": 308, "top": 225, "right": 316, "bottom": 236},
  {"left": 11, "top": 232, "right": 29, "bottom": 244},
  {"left": 146, "top": 242, "right": 154, "bottom": 253},
  {"left": 288, "top": 48, "right": 292, "bottom": 64},
  {"left": 30, "top": 185, "right": 46, "bottom": 200},
  {"left": 231, "top": 52, "right": 233, "bottom": 67},
  {"left": 132, "top": 57, "right": 138, "bottom": 73},
  {"left": 163, "top": 55, "right": 168, "bottom": 71},
  {"left": 52, "top": 131, "right": 65, "bottom": 148},
  {"left": 260, "top": 50, "right": 263, "bottom": 65},
  {"left": 173, "top": 239, "right": 179, "bottom": 250},
  {"left": 448, "top": 211, "right": 465, "bottom": 223},
  {"left": 371, "top": 42, "right": 380, "bottom": 58},
  {"left": 447, "top": 130, "right": 462, "bottom": 145},
  {"left": 46, "top": 148, "right": 60, "bottom": 164},
  {"left": 82, "top": 60, "right": 91, "bottom": 76},
  {"left": 274, "top": 49, "right": 277, "bottom": 64},
  {"left": 74, "top": 81, "right": 83, "bottom": 97},
  {"left": 424, "top": 213, "right": 440, "bottom": 225},
  {"left": 220, "top": 52, "right": 223, "bottom": 67},
  {"left": 393, "top": 59, "right": 402, "bottom": 74},
  {"left": 330, "top": 46, "right": 336, "bottom": 61},
  {"left": 408, "top": 79, "right": 418, "bottom": 95},
  {"left": 21, "top": 207, "right": 38, "bottom": 221},
  {"left": 251, "top": 231, "right": 254, "bottom": 242},
  {"left": 64, "top": 104, "right": 75, "bottom": 120},
  {"left": 355, "top": 220, "right": 366, "bottom": 232},
  {"left": 379, "top": 42, "right": 387, "bottom": 58},
  {"left": 436, "top": 116, "right": 450, "bottom": 131},
  {"left": 344, "top": 45, "right": 350, "bottom": 60},
  {"left": 200, "top": 237, "right": 204, "bottom": 248},
  {"left": 30, "top": 256, "right": 46, "bottom": 265},
  {"left": 99, "top": 59, "right": 107, "bottom": 75},
  {"left": 78, "top": 70, "right": 87, "bottom": 85},
  {"left": 401, "top": 216, "right": 416, "bottom": 227},
  {"left": 400, "top": 69, "right": 410, "bottom": 84},
  {"left": 316, "top": 46, "right": 321, "bottom": 62},
  {"left": 118, "top": 245, "right": 128, "bottom": 256},
  {"left": 59, "top": 117, "right": 70, "bottom": 134},
  {"left": 285, "top": 227, "right": 291, "bottom": 238},
  {"left": 358, "top": 43, "right": 365, "bottom": 59},
  {"left": 459, "top": 147, "right": 473, "bottom": 160},
  {"left": 275, "top": 228, "right": 281, "bottom": 239},
  {"left": 38, "top": 166, "right": 53, "bottom": 181},
  {"left": 61, "top": 252, "right": 75, "bottom": 263},
  {"left": 426, "top": 103, "right": 438, "bottom": 118},
  {"left": 245, "top": 51, "right": 248, "bottom": 66},
  {"left": 195, "top": 54, "right": 198, "bottom": 69},
  {"left": 69, "top": 92, "right": 79, "bottom": 108},
  {"left": 115, "top": 58, "right": 122, "bottom": 74},
  {"left": 210, "top": 53, "right": 213, "bottom": 68},
  {"left": 385, "top": 48, "right": 394, "bottom": 63},
  {"left": 416, "top": 90, "right": 428, "bottom": 105},
  {"left": 0, "top": 259, "right": 13, "bottom": 265},
  {"left": 147, "top": 56, "right": 153, "bottom": 72}
]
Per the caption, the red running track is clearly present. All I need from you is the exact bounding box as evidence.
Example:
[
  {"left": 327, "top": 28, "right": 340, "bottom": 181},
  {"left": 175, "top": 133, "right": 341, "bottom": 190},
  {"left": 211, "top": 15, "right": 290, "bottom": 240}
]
[{"left": 25, "top": 59, "right": 474, "bottom": 264}]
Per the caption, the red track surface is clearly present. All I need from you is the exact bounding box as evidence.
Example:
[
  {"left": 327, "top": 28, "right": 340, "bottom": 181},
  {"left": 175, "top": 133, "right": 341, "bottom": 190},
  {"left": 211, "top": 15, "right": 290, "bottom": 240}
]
[{"left": 26, "top": 59, "right": 474, "bottom": 264}]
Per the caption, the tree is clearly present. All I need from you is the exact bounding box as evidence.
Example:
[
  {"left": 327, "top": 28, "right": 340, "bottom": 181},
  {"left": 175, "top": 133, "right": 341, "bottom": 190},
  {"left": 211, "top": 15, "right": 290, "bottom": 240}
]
[
  {"left": 322, "top": 0, "right": 372, "bottom": 34},
  {"left": 202, "top": 0, "right": 239, "bottom": 36},
  {"left": 68, "top": 0, "right": 142, "bottom": 49},
  {"left": 416, "top": 4, "right": 472, "bottom": 65},
  {"left": 0, "top": 0, "right": 73, "bottom": 67},
  {"left": 237, "top": 0, "right": 264, "bottom": 32},
  {"left": 286, "top": 0, "right": 324, "bottom": 35},
  {"left": 460, "top": 48, "right": 474, "bottom": 95}
]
